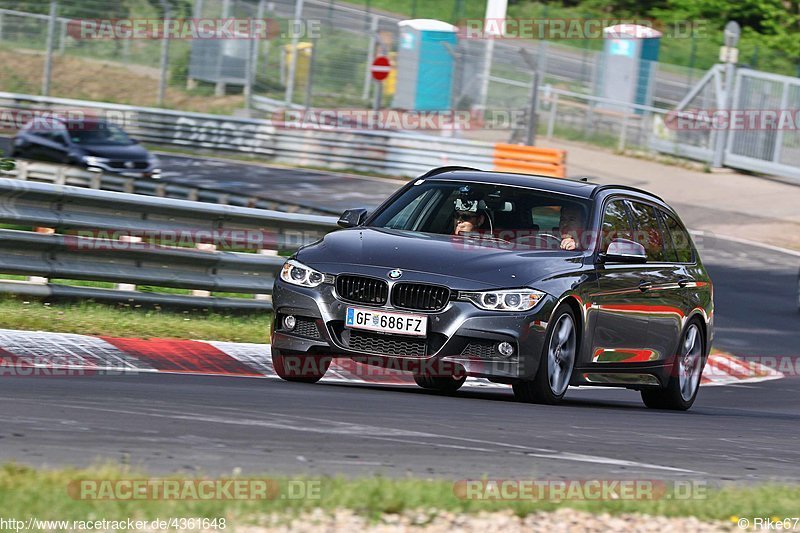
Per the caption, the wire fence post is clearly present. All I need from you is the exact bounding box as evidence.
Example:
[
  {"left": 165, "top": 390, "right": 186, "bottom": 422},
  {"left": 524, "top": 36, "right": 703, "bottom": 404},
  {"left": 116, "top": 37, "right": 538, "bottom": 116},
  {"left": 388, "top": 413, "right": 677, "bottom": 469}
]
[
  {"left": 157, "top": 1, "right": 171, "bottom": 106},
  {"left": 245, "top": 0, "right": 267, "bottom": 113},
  {"left": 284, "top": 0, "right": 305, "bottom": 105},
  {"left": 304, "top": 37, "right": 318, "bottom": 110},
  {"left": 58, "top": 19, "right": 67, "bottom": 54},
  {"left": 362, "top": 14, "right": 378, "bottom": 101},
  {"left": 546, "top": 91, "right": 558, "bottom": 139},
  {"left": 618, "top": 106, "right": 630, "bottom": 152},
  {"left": 525, "top": 71, "right": 539, "bottom": 146},
  {"left": 42, "top": 0, "right": 58, "bottom": 96}
]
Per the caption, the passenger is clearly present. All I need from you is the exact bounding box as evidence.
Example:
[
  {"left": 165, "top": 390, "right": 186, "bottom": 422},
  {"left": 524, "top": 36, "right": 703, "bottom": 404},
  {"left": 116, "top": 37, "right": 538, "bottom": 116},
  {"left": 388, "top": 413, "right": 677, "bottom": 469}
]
[{"left": 558, "top": 205, "right": 585, "bottom": 250}]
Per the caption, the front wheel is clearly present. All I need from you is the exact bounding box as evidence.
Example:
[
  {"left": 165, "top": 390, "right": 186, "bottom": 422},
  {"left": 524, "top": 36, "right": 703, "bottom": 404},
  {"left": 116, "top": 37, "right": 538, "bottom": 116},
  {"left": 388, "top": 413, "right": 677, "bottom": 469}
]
[
  {"left": 271, "top": 348, "right": 331, "bottom": 384},
  {"left": 641, "top": 321, "right": 705, "bottom": 411},
  {"left": 513, "top": 305, "right": 578, "bottom": 404}
]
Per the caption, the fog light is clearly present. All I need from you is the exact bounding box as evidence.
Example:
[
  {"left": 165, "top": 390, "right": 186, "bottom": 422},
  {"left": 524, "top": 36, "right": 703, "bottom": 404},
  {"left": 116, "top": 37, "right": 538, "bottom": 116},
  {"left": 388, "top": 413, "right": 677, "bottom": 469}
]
[
  {"left": 497, "top": 342, "right": 514, "bottom": 357},
  {"left": 284, "top": 315, "right": 296, "bottom": 330}
]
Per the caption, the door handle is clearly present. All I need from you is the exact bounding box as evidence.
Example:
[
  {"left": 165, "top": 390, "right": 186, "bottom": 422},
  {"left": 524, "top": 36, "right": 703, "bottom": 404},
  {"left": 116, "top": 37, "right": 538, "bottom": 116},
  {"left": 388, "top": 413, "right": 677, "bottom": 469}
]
[
  {"left": 638, "top": 280, "right": 653, "bottom": 292},
  {"left": 677, "top": 278, "right": 691, "bottom": 288}
]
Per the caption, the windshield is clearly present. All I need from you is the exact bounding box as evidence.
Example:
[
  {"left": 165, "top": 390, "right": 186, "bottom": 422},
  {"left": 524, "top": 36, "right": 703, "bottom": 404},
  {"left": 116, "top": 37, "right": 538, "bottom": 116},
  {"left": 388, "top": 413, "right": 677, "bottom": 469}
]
[
  {"left": 369, "top": 180, "right": 593, "bottom": 251},
  {"left": 67, "top": 122, "right": 134, "bottom": 146}
]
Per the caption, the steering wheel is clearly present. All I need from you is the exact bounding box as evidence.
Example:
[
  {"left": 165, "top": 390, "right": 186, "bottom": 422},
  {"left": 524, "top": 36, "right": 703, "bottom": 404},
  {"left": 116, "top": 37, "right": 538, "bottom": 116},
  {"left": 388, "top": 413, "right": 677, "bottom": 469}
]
[{"left": 511, "top": 232, "right": 563, "bottom": 249}]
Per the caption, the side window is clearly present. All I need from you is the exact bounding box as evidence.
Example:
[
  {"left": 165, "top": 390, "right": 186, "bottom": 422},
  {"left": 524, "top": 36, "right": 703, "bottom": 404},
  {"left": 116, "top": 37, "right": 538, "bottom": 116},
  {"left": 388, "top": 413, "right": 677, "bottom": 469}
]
[
  {"left": 656, "top": 210, "right": 679, "bottom": 262},
  {"left": 663, "top": 213, "right": 694, "bottom": 263},
  {"left": 601, "top": 199, "right": 633, "bottom": 250},
  {"left": 628, "top": 201, "right": 668, "bottom": 262}
]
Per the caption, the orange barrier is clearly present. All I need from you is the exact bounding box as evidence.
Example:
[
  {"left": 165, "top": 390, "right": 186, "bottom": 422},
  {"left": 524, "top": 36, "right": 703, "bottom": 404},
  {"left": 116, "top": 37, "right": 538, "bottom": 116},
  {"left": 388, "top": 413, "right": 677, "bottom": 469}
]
[{"left": 492, "top": 143, "right": 566, "bottom": 178}]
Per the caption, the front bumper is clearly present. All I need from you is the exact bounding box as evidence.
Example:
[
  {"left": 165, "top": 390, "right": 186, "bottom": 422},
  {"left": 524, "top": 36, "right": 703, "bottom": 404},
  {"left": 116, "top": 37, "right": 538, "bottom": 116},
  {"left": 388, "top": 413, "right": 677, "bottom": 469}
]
[
  {"left": 271, "top": 278, "right": 557, "bottom": 380},
  {"left": 83, "top": 160, "right": 161, "bottom": 178}
]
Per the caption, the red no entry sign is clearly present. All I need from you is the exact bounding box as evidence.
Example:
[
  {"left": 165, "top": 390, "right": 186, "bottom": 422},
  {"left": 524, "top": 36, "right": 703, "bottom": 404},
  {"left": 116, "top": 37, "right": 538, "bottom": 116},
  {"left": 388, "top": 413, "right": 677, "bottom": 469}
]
[{"left": 371, "top": 56, "right": 391, "bottom": 81}]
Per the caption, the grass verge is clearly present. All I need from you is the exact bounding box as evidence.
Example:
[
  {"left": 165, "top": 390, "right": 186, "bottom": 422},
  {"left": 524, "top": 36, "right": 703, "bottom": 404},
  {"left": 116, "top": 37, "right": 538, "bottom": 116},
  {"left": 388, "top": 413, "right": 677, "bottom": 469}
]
[
  {"left": 0, "top": 297, "right": 270, "bottom": 343},
  {"left": 0, "top": 463, "right": 797, "bottom": 525}
]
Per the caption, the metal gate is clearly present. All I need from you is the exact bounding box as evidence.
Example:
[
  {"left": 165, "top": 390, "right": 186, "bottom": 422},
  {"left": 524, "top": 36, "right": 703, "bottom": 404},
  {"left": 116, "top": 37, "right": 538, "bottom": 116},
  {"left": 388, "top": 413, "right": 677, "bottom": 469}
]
[
  {"left": 725, "top": 69, "right": 800, "bottom": 181},
  {"left": 653, "top": 65, "right": 800, "bottom": 184}
]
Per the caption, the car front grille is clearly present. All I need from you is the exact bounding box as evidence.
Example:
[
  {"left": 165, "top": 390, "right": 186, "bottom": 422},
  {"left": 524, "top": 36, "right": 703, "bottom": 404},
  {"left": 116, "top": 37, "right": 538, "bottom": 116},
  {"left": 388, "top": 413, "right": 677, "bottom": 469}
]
[
  {"left": 335, "top": 275, "right": 388, "bottom": 306},
  {"left": 108, "top": 160, "right": 149, "bottom": 169},
  {"left": 344, "top": 330, "right": 426, "bottom": 357},
  {"left": 391, "top": 283, "right": 450, "bottom": 312},
  {"left": 461, "top": 340, "right": 497, "bottom": 358}
]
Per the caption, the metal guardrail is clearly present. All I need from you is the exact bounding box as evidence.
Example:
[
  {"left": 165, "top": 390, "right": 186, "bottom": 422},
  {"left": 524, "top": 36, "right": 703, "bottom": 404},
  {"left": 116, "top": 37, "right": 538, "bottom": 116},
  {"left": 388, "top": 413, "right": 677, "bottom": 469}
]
[
  {"left": 0, "top": 178, "right": 338, "bottom": 310},
  {"left": 2, "top": 159, "right": 339, "bottom": 215},
  {"left": 0, "top": 92, "right": 497, "bottom": 178}
]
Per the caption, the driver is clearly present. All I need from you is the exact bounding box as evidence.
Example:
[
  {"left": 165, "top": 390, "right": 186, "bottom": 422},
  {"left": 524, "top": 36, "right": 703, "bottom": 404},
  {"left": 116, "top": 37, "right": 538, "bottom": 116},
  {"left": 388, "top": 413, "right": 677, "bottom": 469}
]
[
  {"left": 558, "top": 205, "right": 585, "bottom": 250},
  {"left": 453, "top": 209, "right": 486, "bottom": 236},
  {"left": 452, "top": 187, "right": 489, "bottom": 236}
]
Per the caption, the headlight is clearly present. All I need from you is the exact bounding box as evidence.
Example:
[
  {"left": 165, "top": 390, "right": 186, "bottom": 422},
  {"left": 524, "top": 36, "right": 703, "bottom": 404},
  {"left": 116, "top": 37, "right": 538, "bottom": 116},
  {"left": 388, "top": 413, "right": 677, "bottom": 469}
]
[
  {"left": 280, "top": 259, "right": 325, "bottom": 288},
  {"left": 82, "top": 155, "right": 107, "bottom": 166},
  {"left": 458, "top": 288, "right": 545, "bottom": 312}
]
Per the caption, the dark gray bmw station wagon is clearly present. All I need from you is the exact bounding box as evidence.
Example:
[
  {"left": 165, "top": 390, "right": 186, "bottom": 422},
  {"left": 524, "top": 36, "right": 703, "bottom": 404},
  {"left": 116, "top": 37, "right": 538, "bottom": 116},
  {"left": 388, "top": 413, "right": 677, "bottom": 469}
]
[{"left": 271, "top": 167, "right": 713, "bottom": 410}]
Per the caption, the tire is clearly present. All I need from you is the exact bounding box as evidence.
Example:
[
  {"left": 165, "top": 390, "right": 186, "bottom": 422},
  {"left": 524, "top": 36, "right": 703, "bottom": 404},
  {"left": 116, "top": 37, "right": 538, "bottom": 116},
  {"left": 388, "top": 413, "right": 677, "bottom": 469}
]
[
  {"left": 641, "top": 320, "right": 705, "bottom": 411},
  {"left": 513, "top": 304, "right": 578, "bottom": 404},
  {"left": 271, "top": 348, "right": 331, "bottom": 384},
  {"left": 413, "top": 372, "right": 466, "bottom": 393}
]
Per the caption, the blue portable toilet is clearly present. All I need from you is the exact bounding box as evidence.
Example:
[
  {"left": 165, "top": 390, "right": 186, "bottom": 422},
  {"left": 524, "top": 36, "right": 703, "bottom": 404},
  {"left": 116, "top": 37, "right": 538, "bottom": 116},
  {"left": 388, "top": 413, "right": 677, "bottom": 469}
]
[
  {"left": 597, "top": 24, "right": 662, "bottom": 113},
  {"left": 392, "top": 19, "right": 458, "bottom": 111}
]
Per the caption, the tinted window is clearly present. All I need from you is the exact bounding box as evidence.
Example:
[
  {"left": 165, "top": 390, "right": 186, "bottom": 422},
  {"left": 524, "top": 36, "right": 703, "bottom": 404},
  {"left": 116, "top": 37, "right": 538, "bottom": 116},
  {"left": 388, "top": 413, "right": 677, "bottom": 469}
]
[
  {"left": 369, "top": 180, "right": 590, "bottom": 249},
  {"left": 656, "top": 210, "right": 679, "bottom": 262},
  {"left": 628, "top": 201, "right": 668, "bottom": 262},
  {"left": 67, "top": 122, "right": 134, "bottom": 146},
  {"left": 601, "top": 200, "right": 633, "bottom": 250},
  {"left": 663, "top": 213, "right": 694, "bottom": 263}
]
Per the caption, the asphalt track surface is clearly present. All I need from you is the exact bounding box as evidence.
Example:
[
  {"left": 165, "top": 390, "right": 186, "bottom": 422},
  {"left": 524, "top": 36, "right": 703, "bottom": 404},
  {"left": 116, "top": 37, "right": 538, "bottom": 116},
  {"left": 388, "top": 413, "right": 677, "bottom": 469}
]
[{"left": 0, "top": 149, "right": 798, "bottom": 482}]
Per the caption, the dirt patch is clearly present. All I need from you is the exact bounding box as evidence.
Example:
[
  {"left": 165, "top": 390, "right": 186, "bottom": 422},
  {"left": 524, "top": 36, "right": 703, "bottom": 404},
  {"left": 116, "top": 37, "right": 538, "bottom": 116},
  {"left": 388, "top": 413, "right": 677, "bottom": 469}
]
[{"left": 0, "top": 49, "right": 244, "bottom": 114}]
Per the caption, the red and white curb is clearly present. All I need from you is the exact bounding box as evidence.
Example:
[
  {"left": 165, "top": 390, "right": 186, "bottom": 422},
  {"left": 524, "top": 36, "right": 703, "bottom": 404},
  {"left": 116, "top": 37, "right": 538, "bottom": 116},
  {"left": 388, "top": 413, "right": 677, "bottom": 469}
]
[{"left": 0, "top": 329, "right": 784, "bottom": 388}]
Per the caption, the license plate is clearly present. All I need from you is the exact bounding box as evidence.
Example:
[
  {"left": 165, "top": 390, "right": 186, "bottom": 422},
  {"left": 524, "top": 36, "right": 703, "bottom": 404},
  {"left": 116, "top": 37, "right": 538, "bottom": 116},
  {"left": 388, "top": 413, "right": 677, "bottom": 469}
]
[{"left": 345, "top": 307, "right": 427, "bottom": 337}]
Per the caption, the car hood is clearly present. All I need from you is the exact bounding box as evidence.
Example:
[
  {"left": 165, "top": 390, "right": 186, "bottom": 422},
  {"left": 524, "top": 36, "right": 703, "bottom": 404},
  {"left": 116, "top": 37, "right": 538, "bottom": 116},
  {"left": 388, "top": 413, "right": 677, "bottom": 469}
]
[
  {"left": 77, "top": 143, "right": 150, "bottom": 160},
  {"left": 296, "top": 227, "right": 585, "bottom": 289}
]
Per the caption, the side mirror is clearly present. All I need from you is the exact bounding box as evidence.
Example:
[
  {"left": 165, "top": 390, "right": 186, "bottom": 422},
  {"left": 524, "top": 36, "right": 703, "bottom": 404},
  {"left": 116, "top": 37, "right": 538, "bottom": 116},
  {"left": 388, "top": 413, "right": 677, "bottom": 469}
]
[
  {"left": 601, "top": 238, "right": 647, "bottom": 263},
  {"left": 337, "top": 208, "right": 369, "bottom": 228}
]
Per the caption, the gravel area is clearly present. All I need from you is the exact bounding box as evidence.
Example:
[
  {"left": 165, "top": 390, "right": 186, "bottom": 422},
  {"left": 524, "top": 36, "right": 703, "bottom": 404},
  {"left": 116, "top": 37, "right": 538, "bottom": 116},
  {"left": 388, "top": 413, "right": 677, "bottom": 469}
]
[{"left": 236, "top": 508, "right": 734, "bottom": 532}]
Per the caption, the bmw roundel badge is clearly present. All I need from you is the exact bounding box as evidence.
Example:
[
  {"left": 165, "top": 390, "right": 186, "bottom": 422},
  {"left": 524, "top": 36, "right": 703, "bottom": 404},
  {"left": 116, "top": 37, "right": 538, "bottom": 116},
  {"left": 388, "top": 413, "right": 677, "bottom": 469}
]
[{"left": 388, "top": 269, "right": 403, "bottom": 279}]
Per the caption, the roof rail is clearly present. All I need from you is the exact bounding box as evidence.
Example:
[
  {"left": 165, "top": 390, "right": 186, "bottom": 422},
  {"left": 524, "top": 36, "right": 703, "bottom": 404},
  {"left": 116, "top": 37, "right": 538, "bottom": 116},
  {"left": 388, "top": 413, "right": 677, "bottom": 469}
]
[
  {"left": 591, "top": 184, "right": 665, "bottom": 202},
  {"left": 418, "top": 166, "right": 484, "bottom": 179}
]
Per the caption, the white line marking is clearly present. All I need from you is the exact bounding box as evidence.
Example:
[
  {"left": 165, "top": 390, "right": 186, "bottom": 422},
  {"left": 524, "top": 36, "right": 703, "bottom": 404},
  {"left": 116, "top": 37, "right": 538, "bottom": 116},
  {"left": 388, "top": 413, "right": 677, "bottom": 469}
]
[{"left": 689, "top": 229, "right": 800, "bottom": 257}]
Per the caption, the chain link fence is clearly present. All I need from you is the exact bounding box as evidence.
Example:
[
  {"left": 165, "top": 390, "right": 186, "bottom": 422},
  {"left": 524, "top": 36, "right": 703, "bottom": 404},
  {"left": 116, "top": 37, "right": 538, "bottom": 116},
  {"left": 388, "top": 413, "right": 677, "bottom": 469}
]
[{"left": 8, "top": 0, "right": 795, "bottom": 161}]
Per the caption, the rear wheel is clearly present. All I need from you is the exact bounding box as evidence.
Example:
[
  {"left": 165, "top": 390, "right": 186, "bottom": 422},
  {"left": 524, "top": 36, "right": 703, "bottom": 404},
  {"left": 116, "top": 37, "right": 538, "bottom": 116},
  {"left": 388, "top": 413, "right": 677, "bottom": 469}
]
[
  {"left": 271, "top": 348, "right": 331, "bottom": 384},
  {"left": 641, "top": 321, "right": 705, "bottom": 411},
  {"left": 513, "top": 305, "right": 577, "bottom": 404},
  {"left": 413, "top": 372, "right": 466, "bottom": 393}
]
